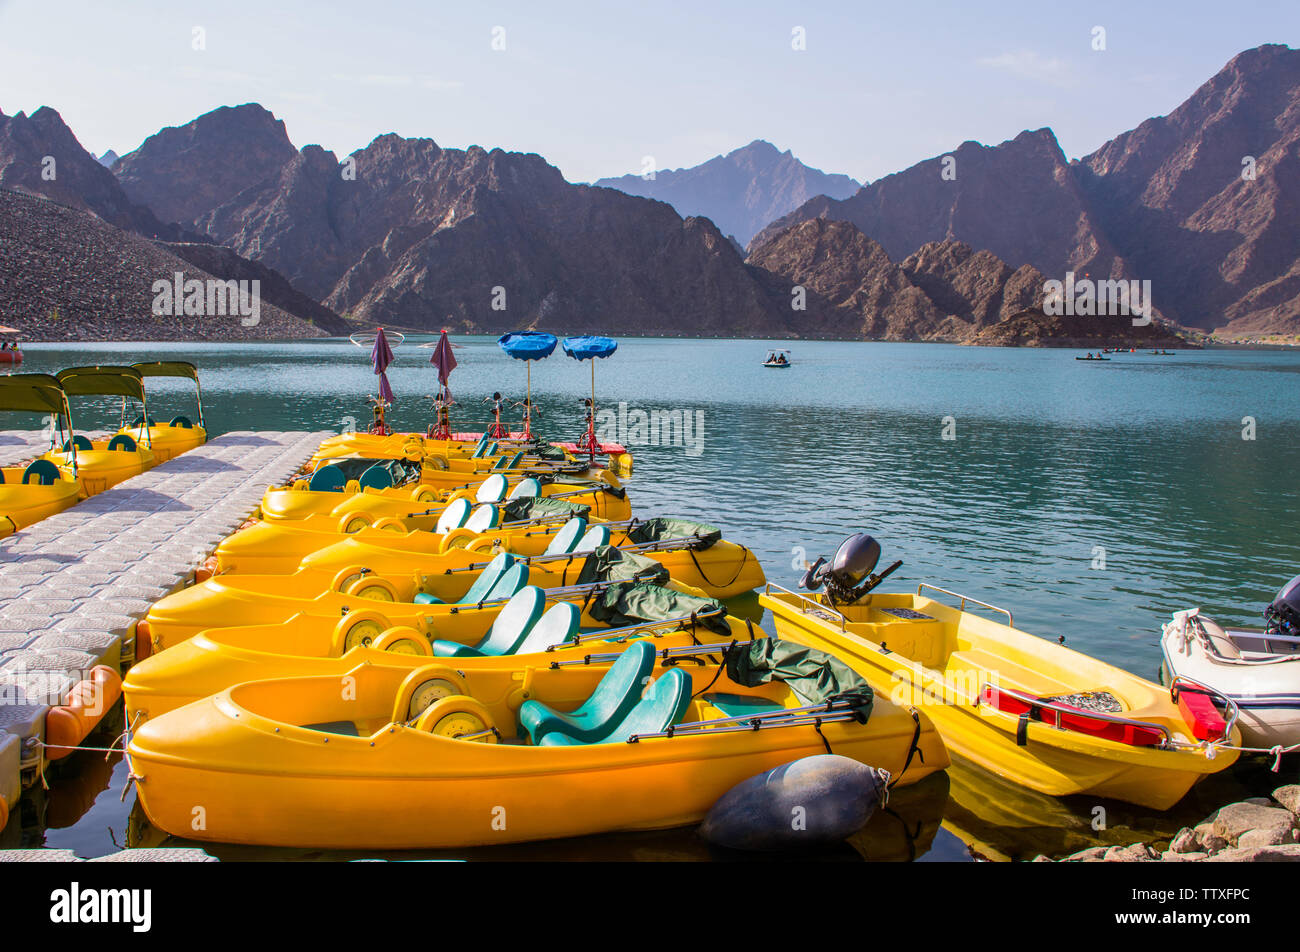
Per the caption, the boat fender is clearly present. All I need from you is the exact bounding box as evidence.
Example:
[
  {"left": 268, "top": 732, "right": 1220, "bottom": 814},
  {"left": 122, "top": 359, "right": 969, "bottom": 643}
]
[
  {"left": 698, "top": 754, "right": 890, "bottom": 852},
  {"left": 45, "top": 666, "right": 123, "bottom": 761}
]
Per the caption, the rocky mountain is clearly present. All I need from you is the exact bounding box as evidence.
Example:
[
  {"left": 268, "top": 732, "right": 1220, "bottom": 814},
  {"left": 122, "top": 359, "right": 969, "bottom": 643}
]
[
  {"left": 158, "top": 241, "right": 352, "bottom": 336},
  {"left": 95, "top": 150, "right": 119, "bottom": 168},
  {"left": 594, "top": 140, "right": 859, "bottom": 246},
  {"left": 752, "top": 44, "right": 1300, "bottom": 339},
  {"left": 748, "top": 218, "right": 1184, "bottom": 346},
  {"left": 0, "top": 189, "right": 342, "bottom": 340},
  {"left": 117, "top": 124, "right": 849, "bottom": 337},
  {"left": 115, "top": 104, "right": 299, "bottom": 230},
  {"left": 0, "top": 106, "right": 189, "bottom": 240},
  {"left": 1076, "top": 43, "right": 1300, "bottom": 339},
  {"left": 751, "top": 128, "right": 1129, "bottom": 286}
]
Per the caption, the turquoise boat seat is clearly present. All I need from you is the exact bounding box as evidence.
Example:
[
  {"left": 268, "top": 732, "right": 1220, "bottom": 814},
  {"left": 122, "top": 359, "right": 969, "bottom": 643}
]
[
  {"left": 62, "top": 435, "right": 93, "bottom": 452},
  {"left": 520, "top": 639, "right": 657, "bottom": 744},
  {"left": 359, "top": 465, "right": 394, "bottom": 491},
  {"left": 22, "top": 459, "right": 61, "bottom": 486},
  {"left": 464, "top": 504, "right": 500, "bottom": 533},
  {"left": 490, "top": 456, "right": 510, "bottom": 471},
  {"left": 475, "top": 473, "right": 508, "bottom": 503},
  {"left": 504, "top": 450, "right": 525, "bottom": 469},
  {"left": 508, "top": 477, "right": 541, "bottom": 500},
  {"left": 432, "top": 586, "right": 545, "bottom": 657},
  {"left": 483, "top": 562, "right": 528, "bottom": 601},
  {"left": 470, "top": 437, "right": 492, "bottom": 459},
  {"left": 513, "top": 602, "right": 581, "bottom": 655},
  {"left": 414, "top": 551, "right": 514, "bottom": 606},
  {"left": 576, "top": 525, "right": 611, "bottom": 550},
  {"left": 107, "top": 433, "right": 137, "bottom": 452},
  {"left": 435, "top": 497, "right": 473, "bottom": 535},
  {"left": 542, "top": 517, "right": 588, "bottom": 556},
  {"left": 308, "top": 464, "right": 347, "bottom": 492},
  {"left": 539, "top": 666, "right": 691, "bottom": 747},
  {"left": 703, "top": 693, "right": 785, "bottom": 719}
]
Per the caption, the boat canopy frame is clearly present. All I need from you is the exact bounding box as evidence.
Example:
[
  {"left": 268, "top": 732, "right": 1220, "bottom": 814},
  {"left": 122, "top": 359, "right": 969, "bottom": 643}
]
[
  {"left": 131, "top": 361, "right": 205, "bottom": 430},
  {"left": 0, "top": 373, "right": 78, "bottom": 476},
  {"left": 56, "top": 366, "right": 152, "bottom": 448}
]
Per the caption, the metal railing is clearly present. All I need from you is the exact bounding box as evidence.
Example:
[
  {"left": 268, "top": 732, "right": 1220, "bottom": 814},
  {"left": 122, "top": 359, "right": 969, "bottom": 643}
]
[
  {"left": 979, "top": 681, "right": 1175, "bottom": 748},
  {"left": 916, "top": 583, "right": 1014, "bottom": 627},
  {"left": 628, "top": 697, "right": 869, "bottom": 743},
  {"left": 547, "top": 631, "right": 734, "bottom": 663},
  {"left": 764, "top": 582, "right": 849, "bottom": 631}
]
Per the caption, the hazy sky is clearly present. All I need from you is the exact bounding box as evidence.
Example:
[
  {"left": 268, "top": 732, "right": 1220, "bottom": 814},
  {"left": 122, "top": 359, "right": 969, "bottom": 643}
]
[{"left": 1, "top": 0, "right": 1296, "bottom": 184}]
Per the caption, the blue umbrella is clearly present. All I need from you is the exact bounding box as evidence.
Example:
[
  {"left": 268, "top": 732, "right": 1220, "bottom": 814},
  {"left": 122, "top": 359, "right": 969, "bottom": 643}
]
[
  {"left": 562, "top": 336, "right": 617, "bottom": 457},
  {"left": 371, "top": 327, "right": 395, "bottom": 404},
  {"left": 498, "top": 332, "right": 557, "bottom": 438}
]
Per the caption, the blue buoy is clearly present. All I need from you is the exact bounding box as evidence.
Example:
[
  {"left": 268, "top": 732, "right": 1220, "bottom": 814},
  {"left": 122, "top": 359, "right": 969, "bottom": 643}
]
[{"left": 699, "top": 754, "right": 890, "bottom": 852}]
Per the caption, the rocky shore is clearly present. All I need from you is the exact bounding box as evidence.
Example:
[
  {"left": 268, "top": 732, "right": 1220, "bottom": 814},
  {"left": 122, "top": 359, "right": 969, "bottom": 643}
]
[{"left": 1037, "top": 785, "right": 1300, "bottom": 862}]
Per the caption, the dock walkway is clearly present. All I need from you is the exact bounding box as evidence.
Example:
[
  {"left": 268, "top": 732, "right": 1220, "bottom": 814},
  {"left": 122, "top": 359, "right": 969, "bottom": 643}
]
[{"left": 0, "top": 430, "right": 330, "bottom": 807}]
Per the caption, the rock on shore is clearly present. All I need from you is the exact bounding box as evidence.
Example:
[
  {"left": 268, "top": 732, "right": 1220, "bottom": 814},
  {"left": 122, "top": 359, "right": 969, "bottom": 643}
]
[{"left": 1036, "top": 785, "right": 1300, "bottom": 862}]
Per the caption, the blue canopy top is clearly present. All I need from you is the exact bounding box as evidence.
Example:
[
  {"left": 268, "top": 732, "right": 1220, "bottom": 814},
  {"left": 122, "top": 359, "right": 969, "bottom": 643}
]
[
  {"left": 498, "top": 331, "right": 558, "bottom": 361},
  {"left": 562, "top": 336, "right": 618, "bottom": 360}
]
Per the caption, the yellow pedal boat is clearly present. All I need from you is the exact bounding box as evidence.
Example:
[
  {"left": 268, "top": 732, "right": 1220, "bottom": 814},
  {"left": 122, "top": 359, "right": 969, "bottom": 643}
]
[
  {"left": 122, "top": 362, "right": 206, "bottom": 462},
  {"left": 41, "top": 367, "right": 157, "bottom": 495},
  {"left": 127, "top": 637, "right": 947, "bottom": 848},
  {"left": 760, "top": 534, "right": 1242, "bottom": 810},
  {"left": 260, "top": 469, "right": 632, "bottom": 523},
  {"left": 144, "top": 546, "right": 712, "bottom": 650},
  {"left": 0, "top": 374, "right": 84, "bottom": 536},
  {"left": 126, "top": 581, "right": 749, "bottom": 720}
]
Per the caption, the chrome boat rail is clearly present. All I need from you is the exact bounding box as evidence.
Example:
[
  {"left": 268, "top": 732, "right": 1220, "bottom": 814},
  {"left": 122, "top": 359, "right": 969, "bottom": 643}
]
[
  {"left": 764, "top": 582, "right": 849, "bottom": 631},
  {"left": 627, "top": 697, "right": 869, "bottom": 743},
  {"left": 916, "top": 583, "right": 1014, "bottom": 627},
  {"left": 978, "top": 681, "right": 1175, "bottom": 749}
]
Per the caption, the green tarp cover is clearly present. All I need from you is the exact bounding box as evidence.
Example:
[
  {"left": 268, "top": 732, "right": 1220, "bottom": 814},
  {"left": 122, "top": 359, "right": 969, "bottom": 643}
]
[
  {"left": 501, "top": 495, "right": 591, "bottom": 522},
  {"left": 57, "top": 366, "right": 146, "bottom": 400},
  {"left": 0, "top": 374, "right": 68, "bottom": 416},
  {"left": 726, "top": 638, "right": 874, "bottom": 719},
  {"left": 575, "top": 545, "right": 670, "bottom": 586},
  {"left": 586, "top": 581, "right": 731, "bottom": 636},
  {"left": 626, "top": 517, "right": 722, "bottom": 549},
  {"left": 132, "top": 361, "right": 199, "bottom": 380},
  {"left": 320, "top": 457, "right": 422, "bottom": 485},
  {"left": 529, "top": 442, "right": 568, "bottom": 461}
]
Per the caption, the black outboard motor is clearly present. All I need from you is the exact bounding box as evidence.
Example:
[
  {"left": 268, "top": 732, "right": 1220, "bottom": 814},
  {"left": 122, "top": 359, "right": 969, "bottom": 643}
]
[
  {"left": 1265, "top": 574, "right": 1300, "bottom": 638},
  {"left": 799, "top": 533, "right": 903, "bottom": 605}
]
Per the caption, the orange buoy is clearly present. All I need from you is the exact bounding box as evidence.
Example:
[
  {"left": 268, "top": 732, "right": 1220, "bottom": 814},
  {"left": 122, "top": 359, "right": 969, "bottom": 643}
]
[{"left": 44, "top": 665, "right": 123, "bottom": 761}]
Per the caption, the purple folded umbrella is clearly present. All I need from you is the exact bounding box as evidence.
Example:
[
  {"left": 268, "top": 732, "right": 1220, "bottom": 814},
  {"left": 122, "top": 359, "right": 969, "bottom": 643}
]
[{"left": 371, "top": 327, "right": 395, "bottom": 403}]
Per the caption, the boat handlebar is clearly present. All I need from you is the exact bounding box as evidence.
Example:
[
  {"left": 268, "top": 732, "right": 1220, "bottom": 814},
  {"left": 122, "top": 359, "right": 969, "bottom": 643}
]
[{"left": 916, "top": 583, "right": 1014, "bottom": 628}]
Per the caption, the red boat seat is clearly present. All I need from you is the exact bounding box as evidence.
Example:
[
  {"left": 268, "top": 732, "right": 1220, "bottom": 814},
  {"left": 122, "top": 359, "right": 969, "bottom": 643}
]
[{"left": 981, "top": 684, "right": 1168, "bottom": 748}]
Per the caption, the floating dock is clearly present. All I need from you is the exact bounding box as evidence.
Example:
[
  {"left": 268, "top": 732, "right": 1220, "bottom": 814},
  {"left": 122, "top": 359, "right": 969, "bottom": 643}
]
[
  {"left": 0, "top": 430, "right": 332, "bottom": 824},
  {"left": 0, "top": 429, "right": 107, "bottom": 468}
]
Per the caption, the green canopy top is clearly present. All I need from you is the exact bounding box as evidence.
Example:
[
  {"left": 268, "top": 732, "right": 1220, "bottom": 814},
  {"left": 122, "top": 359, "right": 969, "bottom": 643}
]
[
  {"left": 0, "top": 373, "right": 72, "bottom": 416},
  {"left": 131, "top": 361, "right": 199, "bottom": 380},
  {"left": 57, "top": 365, "right": 146, "bottom": 400}
]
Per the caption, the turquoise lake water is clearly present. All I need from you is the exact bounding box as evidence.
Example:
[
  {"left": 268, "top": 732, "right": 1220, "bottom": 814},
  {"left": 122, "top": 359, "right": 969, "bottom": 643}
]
[{"left": 5, "top": 337, "right": 1300, "bottom": 860}]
